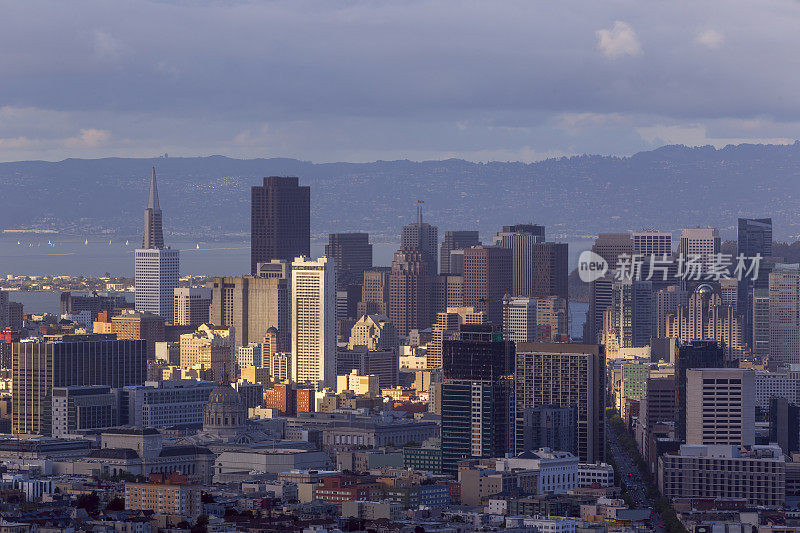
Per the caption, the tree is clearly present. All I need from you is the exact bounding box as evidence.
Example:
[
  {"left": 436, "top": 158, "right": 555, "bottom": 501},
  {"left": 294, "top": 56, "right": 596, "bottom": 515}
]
[
  {"left": 200, "top": 492, "right": 215, "bottom": 503},
  {"left": 75, "top": 493, "right": 100, "bottom": 515},
  {"left": 191, "top": 514, "right": 209, "bottom": 533},
  {"left": 106, "top": 497, "right": 125, "bottom": 511}
]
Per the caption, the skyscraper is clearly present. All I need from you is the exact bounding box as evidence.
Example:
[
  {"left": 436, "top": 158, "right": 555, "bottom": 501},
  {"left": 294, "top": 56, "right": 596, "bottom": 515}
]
[
  {"left": 633, "top": 230, "right": 673, "bottom": 257},
  {"left": 12, "top": 335, "right": 147, "bottom": 435},
  {"left": 208, "top": 274, "right": 290, "bottom": 350},
  {"left": 592, "top": 233, "right": 634, "bottom": 267},
  {"left": 441, "top": 325, "right": 513, "bottom": 473},
  {"left": 505, "top": 296, "right": 568, "bottom": 343},
  {"left": 135, "top": 168, "right": 179, "bottom": 320},
  {"left": 173, "top": 287, "right": 212, "bottom": 327},
  {"left": 679, "top": 227, "right": 720, "bottom": 271},
  {"left": 738, "top": 218, "right": 773, "bottom": 258},
  {"left": 585, "top": 273, "right": 613, "bottom": 345},
  {"left": 753, "top": 287, "right": 770, "bottom": 357},
  {"left": 401, "top": 204, "right": 438, "bottom": 273},
  {"left": 738, "top": 218, "right": 773, "bottom": 347},
  {"left": 494, "top": 224, "right": 548, "bottom": 297},
  {"left": 686, "top": 368, "right": 754, "bottom": 446},
  {"left": 142, "top": 167, "right": 164, "bottom": 250},
  {"left": 464, "top": 245, "right": 512, "bottom": 325},
  {"left": 605, "top": 279, "right": 654, "bottom": 349},
  {"left": 514, "top": 342, "right": 605, "bottom": 462},
  {"left": 675, "top": 340, "right": 727, "bottom": 443},
  {"left": 531, "top": 242, "right": 569, "bottom": 299},
  {"left": 769, "top": 264, "right": 800, "bottom": 364},
  {"left": 358, "top": 268, "right": 391, "bottom": 317},
  {"left": 655, "top": 285, "right": 688, "bottom": 339},
  {"left": 664, "top": 284, "right": 744, "bottom": 358},
  {"left": 388, "top": 249, "right": 433, "bottom": 336},
  {"left": 770, "top": 397, "right": 800, "bottom": 455},
  {"left": 440, "top": 231, "right": 480, "bottom": 275},
  {"left": 0, "top": 291, "right": 8, "bottom": 330},
  {"left": 291, "top": 256, "right": 336, "bottom": 388},
  {"left": 325, "top": 233, "right": 372, "bottom": 284},
  {"left": 427, "top": 307, "right": 486, "bottom": 368},
  {"left": 251, "top": 176, "right": 310, "bottom": 275}
]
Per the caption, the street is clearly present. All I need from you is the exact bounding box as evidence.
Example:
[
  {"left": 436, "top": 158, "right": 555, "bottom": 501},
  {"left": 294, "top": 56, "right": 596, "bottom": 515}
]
[{"left": 606, "top": 423, "right": 666, "bottom": 532}]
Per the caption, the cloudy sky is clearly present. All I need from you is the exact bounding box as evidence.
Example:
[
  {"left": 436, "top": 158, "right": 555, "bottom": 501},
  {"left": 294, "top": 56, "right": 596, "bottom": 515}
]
[{"left": 1, "top": 0, "right": 799, "bottom": 163}]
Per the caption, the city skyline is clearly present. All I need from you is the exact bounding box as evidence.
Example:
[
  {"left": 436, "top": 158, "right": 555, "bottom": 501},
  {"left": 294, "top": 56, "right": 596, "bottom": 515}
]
[{"left": 1, "top": 3, "right": 799, "bottom": 530}]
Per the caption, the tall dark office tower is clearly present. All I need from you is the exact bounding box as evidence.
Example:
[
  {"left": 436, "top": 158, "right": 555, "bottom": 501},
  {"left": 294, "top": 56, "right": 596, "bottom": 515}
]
[
  {"left": 12, "top": 335, "right": 147, "bottom": 435},
  {"left": 770, "top": 397, "right": 800, "bottom": 455},
  {"left": 496, "top": 224, "right": 546, "bottom": 241},
  {"left": 464, "top": 246, "right": 513, "bottom": 325},
  {"left": 514, "top": 342, "right": 605, "bottom": 462},
  {"left": 494, "top": 224, "right": 547, "bottom": 297},
  {"left": 738, "top": 218, "right": 773, "bottom": 347},
  {"left": 675, "top": 340, "right": 728, "bottom": 443},
  {"left": 251, "top": 176, "right": 310, "bottom": 275},
  {"left": 440, "top": 231, "right": 481, "bottom": 275},
  {"left": 608, "top": 279, "right": 654, "bottom": 348},
  {"left": 388, "top": 249, "right": 433, "bottom": 336},
  {"left": 585, "top": 273, "right": 613, "bottom": 344},
  {"left": 532, "top": 242, "right": 569, "bottom": 299},
  {"left": 325, "top": 233, "right": 372, "bottom": 286},
  {"left": 738, "top": 218, "right": 773, "bottom": 257},
  {"left": 401, "top": 205, "right": 438, "bottom": 273},
  {"left": 441, "top": 325, "right": 514, "bottom": 474},
  {"left": 142, "top": 167, "right": 164, "bottom": 249}
]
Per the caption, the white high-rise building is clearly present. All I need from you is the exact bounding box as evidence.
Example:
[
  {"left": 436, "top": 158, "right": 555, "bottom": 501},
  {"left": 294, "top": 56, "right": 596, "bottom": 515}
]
[
  {"left": 135, "top": 168, "right": 179, "bottom": 320},
  {"left": 506, "top": 297, "right": 537, "bottom": 343},
  {"left": 291, "top": 256, "right": 336, "bottom": 388}
]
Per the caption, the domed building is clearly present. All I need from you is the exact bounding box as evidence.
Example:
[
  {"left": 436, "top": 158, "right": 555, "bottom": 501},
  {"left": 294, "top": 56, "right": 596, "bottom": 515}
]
[{"left": 203, "top": 376, "right": 247, "bottom": 441}]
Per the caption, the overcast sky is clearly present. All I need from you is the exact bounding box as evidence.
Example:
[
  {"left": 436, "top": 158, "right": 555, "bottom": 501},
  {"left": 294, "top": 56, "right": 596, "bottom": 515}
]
[{"left": 1, "top": 0, "right": 799, "bottom": 163}]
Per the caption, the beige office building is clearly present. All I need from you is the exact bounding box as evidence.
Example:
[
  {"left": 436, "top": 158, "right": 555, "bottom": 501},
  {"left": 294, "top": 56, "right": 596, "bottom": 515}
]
[
  {"left": 427, "top": 307, "right": 485, "bottom": 369},
  {"left": 208, "top": 274, "right": 289, "bottom": 350},
  {"left": 686, "top": 368, "right": 754, "bottom": 446},
  {"left": 665, "top": 284, "right": 744, "bottom": 358},
  {"left": 348, "top": 314, "right": 399, "bottom": 352},
  {"left": 173, "top": 287, "right": 211, "bottom": 326},
  {"left": 659, "top": 444, "right": 784, "bottom": 508},
  {"left": 179, "top": 324, "right": 235, "bottom": 381},
  {"left": 633, "top": 230, "right": 673, "bottom": 257}
]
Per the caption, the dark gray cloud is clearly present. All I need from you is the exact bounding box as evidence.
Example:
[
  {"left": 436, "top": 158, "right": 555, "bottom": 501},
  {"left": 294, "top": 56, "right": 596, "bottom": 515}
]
[{"left": 0, "top": 0, "right": 799, "bottom": 162}]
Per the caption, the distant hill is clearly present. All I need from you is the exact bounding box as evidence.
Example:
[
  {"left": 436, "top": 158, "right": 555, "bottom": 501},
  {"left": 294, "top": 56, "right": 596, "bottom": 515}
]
[{"left": 2, "top": 142, "right": 800, "bottom": 243}]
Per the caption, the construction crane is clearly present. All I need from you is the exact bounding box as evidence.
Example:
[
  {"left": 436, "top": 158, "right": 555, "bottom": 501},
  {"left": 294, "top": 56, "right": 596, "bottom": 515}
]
[{"left": 478, "top": 292, "right": 514, "bottom": 455}]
